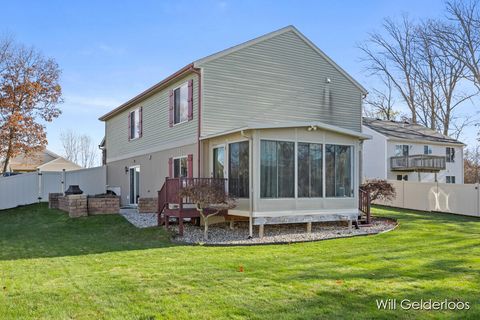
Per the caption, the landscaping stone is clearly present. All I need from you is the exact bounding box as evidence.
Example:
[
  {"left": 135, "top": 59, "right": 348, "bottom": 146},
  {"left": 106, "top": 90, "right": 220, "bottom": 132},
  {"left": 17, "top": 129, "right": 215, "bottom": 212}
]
[
  {"left": 120, "top": 209, "right": 158, "bottom": 228},
  {"left": 172, "top": 218, "right": 397, "bottom": 245}
]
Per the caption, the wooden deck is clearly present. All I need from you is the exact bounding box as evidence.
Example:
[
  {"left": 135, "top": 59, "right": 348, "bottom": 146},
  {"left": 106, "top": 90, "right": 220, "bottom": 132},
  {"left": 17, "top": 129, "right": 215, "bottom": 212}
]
[
  {"left": 390, "top": 154, "right": 446, "bottom": 172},
  {"left": 157, "top": 177, "right": 372, "bottom": 235},
  {"left": 157, "top": 177, "right": 228, "bottom": 236}
]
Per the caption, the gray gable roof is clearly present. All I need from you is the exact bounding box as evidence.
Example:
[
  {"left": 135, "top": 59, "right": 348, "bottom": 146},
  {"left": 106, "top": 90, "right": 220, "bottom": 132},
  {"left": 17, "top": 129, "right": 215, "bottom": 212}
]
[{"left": 363, "top": 117, "right": 465, "bottom": 145}]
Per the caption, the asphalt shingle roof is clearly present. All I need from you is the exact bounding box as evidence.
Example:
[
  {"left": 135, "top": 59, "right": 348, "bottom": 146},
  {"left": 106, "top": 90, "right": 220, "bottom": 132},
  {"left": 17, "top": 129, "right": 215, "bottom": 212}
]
[{"left": 362, "top": 117, "right": 464, "bottom": 145}]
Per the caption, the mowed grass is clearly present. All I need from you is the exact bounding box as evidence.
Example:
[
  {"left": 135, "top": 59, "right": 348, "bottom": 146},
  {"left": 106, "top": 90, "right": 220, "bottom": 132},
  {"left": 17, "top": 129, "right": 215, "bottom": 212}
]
[{"left": 0, "top": 204, "right": 479, "bottom": 319}]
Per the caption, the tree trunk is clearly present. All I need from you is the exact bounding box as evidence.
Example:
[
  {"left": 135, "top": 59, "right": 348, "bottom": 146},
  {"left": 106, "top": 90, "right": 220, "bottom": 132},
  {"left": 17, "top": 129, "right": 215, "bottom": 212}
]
[
  {"left": 203, "top": 216, "right": 209, "bottom": 240},
  {"left": 2, "top": 134, "right": 13, "bottom": 173}
]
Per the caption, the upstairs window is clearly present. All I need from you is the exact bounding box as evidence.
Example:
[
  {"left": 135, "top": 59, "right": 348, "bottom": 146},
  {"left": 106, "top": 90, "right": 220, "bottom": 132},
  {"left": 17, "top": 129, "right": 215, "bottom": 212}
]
[
  {"left": 169, "top": 80, "right": 193, "bottom": 127},
  {"left": 446, "top": 147, "right": 455, "bottom": 162},
  {"left": 174, "top": 83, "right": 188, "bottom": 125},
  {"left": 128, "top": 107, "right": 142, "bottom": 140},
  {"left": 395, "top": 145, "right": 409, "bottom": 157},
  {"left": 424, "top": 145, "right": 432, "bottom": 155}
]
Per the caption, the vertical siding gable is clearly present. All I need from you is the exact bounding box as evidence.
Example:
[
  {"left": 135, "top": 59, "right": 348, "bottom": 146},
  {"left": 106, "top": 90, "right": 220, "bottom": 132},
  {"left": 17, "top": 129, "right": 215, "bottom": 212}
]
[
  {"left": 200, "top": 30, "right": 363, "bottom": 137},
  {"left": 105, "top": 74, "right": 198, "bottom": 161}
]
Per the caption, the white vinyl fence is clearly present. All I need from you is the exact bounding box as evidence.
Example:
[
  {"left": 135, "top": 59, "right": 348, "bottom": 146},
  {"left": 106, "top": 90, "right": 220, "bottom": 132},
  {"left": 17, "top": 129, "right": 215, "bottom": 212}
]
[
  {"left": 375, "top": 180, "right": 480, "bottom": 217},
  {"left": 0, "top": 166, "right": 106, "bottom": 211}
]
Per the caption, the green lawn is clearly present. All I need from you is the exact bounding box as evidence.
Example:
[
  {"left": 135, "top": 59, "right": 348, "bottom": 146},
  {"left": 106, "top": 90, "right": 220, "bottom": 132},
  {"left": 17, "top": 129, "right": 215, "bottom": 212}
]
[{"left": 0, "top": 204, "right": 479, "bottom": 319}]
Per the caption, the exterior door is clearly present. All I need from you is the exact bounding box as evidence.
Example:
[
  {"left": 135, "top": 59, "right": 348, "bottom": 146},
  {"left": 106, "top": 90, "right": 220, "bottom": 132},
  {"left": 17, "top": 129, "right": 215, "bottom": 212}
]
[
  {"left": 212, "top": 146, "right": 226, "bottom": 178},
  {"left": 129, "top": 166, "right": 140, "bottom": 205}
]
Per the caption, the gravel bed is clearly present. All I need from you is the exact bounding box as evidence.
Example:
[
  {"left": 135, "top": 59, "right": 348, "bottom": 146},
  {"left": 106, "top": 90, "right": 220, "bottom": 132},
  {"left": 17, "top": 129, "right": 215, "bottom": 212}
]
[
  {"left": 172, "top": 218, "right": 397, "bottom": 245},
  {"left": 120, "top": 209, "right": 158, "bottom": 228}
]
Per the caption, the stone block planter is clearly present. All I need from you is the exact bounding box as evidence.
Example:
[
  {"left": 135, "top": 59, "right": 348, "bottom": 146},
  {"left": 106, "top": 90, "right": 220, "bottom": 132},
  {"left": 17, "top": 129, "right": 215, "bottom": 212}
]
[
  {"left": 49, "top": 193, "right": 120, "bottom": 218},
  {"left": 138, "top": 197, "right": 158, "bottom": 213}
]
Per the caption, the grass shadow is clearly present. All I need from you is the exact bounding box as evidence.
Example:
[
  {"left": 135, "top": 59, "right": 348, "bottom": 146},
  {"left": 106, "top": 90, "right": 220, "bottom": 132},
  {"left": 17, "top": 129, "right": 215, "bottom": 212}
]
[{"left": 0, "top": 203, "right": 175, "bottom": 261}]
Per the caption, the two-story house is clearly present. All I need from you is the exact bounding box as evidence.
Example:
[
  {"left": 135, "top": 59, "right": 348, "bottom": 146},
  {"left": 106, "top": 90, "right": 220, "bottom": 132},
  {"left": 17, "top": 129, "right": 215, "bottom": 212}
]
[
  {"left": 99, "top": 26, "right": 370, "bottom": 236},
  {"left": 362, "top": 117, "right": 465, "bottom": 183}
]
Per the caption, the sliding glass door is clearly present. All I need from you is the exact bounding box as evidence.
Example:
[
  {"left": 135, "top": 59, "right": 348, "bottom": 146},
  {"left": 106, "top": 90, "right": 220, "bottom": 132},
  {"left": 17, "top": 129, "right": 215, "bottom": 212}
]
[{"left": 129, "top": 166, "right": 140, "bottom": 205}]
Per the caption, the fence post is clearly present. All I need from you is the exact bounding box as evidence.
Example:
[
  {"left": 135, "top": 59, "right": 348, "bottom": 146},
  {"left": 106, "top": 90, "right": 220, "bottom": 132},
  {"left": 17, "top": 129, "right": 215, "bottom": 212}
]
[
  {"left": 37, "top": 169, "right": 42, "bottom": 202},
  {"left": 477, "top": 183, "right": 480, "bottom": 217},
  {"left": 62, "top": 169, "right": 66, "bottom": 194}
]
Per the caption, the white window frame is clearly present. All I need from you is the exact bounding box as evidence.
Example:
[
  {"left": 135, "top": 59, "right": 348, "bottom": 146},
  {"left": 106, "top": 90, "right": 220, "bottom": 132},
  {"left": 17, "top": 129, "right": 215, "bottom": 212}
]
[
  {"left": 173, "top": 82, "right": 189, "bottom": 126},
  {"left": 258, "top": 139, "right": 355, "bottom": 200},
  {"left": 210, "top": 144, "right": 227, "bottom": 179},
  {"left": 424, "top": 145, "right": 432, "bottom": 155},
  {"left": 173, "top": 156, "right": 188, "bottom": 178},
  {"left": 227, "top": 140, "right": 250, "bottom": 199},
  {"left": 128, "top": 165, "right": 140, "bottom": 205},
  {"left": 446, "top": 147, "right": 455, "bottom": 163},
  {"left": 297, "top": 141, "right": 324, "bottom": 199},
  {"left": 259, "top": 139, "right": 296, "bottom": 199},
  {"left": 446, "top": 175, "right": 456, "bottom": 184},
  {"left": 324, "top": 143, "right": 355, "bottom": 199},
  {"left": 395, "top": 144, "right": 409, "bottom": 157},
  {"left": 129, "top": 108, "right": 141, "bottom": 140}
]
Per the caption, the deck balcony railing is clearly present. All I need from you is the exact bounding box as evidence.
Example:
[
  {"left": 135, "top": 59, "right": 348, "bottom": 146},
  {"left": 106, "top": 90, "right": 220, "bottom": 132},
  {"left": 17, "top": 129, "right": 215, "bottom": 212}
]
[{"left": 390, "top": 154, "right": 446, "bottom": 172}]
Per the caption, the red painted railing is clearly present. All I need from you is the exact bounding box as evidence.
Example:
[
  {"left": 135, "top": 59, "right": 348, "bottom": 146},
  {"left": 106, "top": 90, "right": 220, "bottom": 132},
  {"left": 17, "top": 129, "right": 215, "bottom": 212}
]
[
  {"left": 157, "top": 177, "right": 227, "bottom": 226},
  {"left": 359, "top": 188, "right": 371, "bottom": 224},
  {"left": 157, "top": 182, "right": 167, "bottom": 225}
]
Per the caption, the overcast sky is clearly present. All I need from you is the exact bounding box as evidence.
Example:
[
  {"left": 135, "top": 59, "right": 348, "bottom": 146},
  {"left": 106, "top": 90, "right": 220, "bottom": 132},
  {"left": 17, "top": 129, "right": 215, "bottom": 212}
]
[{"left": 1, "top": 0, "right": 477, "bottom": 157}]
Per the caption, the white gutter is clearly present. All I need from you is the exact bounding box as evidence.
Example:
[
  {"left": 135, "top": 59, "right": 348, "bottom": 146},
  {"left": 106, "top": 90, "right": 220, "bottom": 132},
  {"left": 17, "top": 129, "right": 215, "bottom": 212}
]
[{"left": 241, "top": 129, "right": 254, "bottom": 238}]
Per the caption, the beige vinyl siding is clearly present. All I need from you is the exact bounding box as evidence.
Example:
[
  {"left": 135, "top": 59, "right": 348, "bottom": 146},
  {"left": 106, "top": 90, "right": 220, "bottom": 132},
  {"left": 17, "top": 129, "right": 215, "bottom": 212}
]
[
  {"left": 105, "top": 74, "right": 198, "bottom": 162},
  {"left": 107, "top": 143, "right": 198, "bottom": 205},
  {"left": 199, "top": 30, "right": 363, "bottom": 137}
]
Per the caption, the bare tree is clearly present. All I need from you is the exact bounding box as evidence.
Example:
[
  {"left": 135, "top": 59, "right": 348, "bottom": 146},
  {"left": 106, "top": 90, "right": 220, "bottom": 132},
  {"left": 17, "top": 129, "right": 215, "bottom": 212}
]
[
  {"left": 60, "top": 130, "right": 98, "bottom": 168},
  {"left": 415, "top": 20, "right": 478, "bottom": 136},
  {"left": 364, "top": 78, "right": 399, "bottom": 120},
  {"left": 179, "top": 180, "right": 236, "bottom": 240},
  {"left": 360, "top": 13, "right": 478, "bottom": 138},
  {"left": 359, "top": 15, "right": 419, "bottom": 123},
  {"left": 464, "top": 145, "right": 480, "bottom": 183},
  {"left": 437, "top": 1, "right": 480, "bottom": 88}
]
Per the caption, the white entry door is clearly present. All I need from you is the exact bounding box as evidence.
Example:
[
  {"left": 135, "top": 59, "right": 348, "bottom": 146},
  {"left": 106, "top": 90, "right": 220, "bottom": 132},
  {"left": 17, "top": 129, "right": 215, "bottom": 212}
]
[{"left": 129, "top": 166, "right": 140, "bottom": 205}]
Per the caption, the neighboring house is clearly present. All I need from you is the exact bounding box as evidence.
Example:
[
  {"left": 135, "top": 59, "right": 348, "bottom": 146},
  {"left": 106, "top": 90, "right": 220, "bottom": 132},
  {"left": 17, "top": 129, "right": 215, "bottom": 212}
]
[
  {"left": 99, "top": 26, "right": 370, "bottom": 234},
  {"left": 362, "top": 117, "right": 465, "bottom": 184},
  {"left": 3, "top": 149, "right": 82, "bottom": 173}
]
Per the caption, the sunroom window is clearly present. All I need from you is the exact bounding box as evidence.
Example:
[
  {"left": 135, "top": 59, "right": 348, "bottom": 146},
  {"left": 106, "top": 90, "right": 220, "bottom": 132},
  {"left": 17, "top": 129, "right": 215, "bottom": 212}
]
[
  {"left": 228, "top": 141, "right": 249, "bottom": 198},
  {"left": 325, "top": 144, "right": 353, "bottom": 197},
  {"left": 260, "top": 140, "right": 294, "bottom": 198},
  {"left": 298, "top": 142, "right": 323, "bottom": 197}
]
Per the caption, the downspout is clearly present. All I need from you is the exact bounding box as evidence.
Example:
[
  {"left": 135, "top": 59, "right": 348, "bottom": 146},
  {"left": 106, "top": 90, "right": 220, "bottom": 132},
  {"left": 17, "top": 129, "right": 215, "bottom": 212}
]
[
  {"left": 241, "top": 130, "right": 254, "bottom": 238},
  {"left": 190, "top": 67, "right": 202, "bottom": 177}
]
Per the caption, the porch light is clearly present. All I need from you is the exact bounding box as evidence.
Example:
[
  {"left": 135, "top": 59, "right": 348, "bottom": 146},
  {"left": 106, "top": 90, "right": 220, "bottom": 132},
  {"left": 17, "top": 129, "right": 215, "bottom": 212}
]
[
  {"left": 307, "top": 125, "right": 318, "bottom": 131},
  {"left": 125, "top": 166, "right": 128, "bottom": 174}
]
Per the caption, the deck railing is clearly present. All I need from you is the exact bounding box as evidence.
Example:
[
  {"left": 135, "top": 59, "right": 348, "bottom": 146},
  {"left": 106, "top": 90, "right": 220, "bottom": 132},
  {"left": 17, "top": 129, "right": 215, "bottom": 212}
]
[
  {"left": 390, "top": 154, "right": 446, "bottom": 172},
  {"left": 359, "top": 188, "right": 371, "bottom": 224},
  {"left": 158, "top": 177, "right": 228, "bottom": 209}
]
